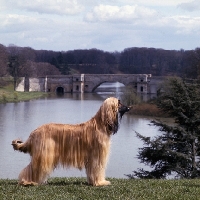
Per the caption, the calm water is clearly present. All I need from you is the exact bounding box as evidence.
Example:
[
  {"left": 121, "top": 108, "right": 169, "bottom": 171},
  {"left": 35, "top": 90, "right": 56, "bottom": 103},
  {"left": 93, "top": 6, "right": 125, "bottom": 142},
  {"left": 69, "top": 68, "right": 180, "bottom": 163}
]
[{"left": 0, "top": 82, "right": 160, "bottom": 179}]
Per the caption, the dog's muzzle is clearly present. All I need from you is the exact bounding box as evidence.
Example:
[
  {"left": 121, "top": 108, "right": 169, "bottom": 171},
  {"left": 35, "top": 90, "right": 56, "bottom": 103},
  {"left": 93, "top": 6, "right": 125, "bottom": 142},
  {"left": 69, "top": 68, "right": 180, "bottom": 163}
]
[{"left": 119, "top": 105, "right": 131, "bottom": 118}]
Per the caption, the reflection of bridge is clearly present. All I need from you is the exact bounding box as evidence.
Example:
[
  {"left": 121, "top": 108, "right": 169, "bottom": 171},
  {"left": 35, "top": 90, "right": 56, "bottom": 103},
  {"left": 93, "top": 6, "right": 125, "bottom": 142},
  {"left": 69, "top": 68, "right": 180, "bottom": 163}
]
[{"left": 16, "top": 74, "right": 164, "bottom": 94}]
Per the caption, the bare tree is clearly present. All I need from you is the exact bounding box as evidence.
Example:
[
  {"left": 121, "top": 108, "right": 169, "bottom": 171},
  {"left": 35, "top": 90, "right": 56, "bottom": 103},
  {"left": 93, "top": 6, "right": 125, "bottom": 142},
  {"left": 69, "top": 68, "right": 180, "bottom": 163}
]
[
  {"left": 23, "top": 61, "right": 61, "bottom": 77},
  {"left": 7, "top": 44, "right": 24, "bottom": 90},
  {"left": 0, "top": 44, "right": 8, "bottom": 77}
]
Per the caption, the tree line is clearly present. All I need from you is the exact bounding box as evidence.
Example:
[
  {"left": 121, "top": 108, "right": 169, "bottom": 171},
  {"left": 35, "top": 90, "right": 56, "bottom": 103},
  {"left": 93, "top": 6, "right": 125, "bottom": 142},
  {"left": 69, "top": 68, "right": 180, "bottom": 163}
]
[{"left": 0, "top": 44, "right": 200, "bottom": 79}]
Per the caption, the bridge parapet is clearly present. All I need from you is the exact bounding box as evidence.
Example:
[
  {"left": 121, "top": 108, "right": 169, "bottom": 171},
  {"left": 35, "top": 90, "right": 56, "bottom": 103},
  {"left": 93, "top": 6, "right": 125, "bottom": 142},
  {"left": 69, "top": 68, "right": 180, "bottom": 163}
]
[
  {"left": 82, "top": 74, "right": 151, "bottom": 92},
  {"left": 16, "top": 74, "right": 164, "bottom": 95}
]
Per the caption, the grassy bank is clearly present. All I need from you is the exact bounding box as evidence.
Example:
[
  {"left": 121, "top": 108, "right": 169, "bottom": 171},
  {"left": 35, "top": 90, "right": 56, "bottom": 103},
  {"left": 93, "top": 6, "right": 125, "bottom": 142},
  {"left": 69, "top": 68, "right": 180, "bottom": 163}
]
[
  {"left": 129, "top": 103, "right": 167, "bottom": 117},
  {"left": 0, "top": 83, "right": 48, "bottom": 103},
  {"left": 1, "top": 178, "right": 200, "bottom": 199}
]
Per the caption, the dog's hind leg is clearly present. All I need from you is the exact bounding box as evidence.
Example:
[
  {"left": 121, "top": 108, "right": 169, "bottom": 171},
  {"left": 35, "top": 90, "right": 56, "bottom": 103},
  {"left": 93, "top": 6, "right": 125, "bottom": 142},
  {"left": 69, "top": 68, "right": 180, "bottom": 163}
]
[
  {"left": 18, "top": 160, "right": 53, "bottom": 186},
  {"left": 18, "top": 138, "right": 56, "bottom": 186},
  {"left": 18, "top": 163, "right": 38, "bottom": 186}
]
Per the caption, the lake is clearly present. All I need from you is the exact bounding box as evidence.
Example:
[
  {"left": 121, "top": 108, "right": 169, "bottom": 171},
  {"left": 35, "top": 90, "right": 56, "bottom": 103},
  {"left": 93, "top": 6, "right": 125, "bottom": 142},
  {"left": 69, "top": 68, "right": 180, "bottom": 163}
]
[{"left": 0, "top": 82, "right": 160, "bottom": 179}]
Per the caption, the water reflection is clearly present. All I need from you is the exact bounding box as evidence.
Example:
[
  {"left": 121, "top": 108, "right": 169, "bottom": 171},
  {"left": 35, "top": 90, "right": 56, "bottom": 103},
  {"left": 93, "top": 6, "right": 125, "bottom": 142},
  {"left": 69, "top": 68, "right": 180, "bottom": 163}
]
[
  {"left": 95, "top": 81, "right": 124, "bottom": 99},
  {"left": 0, "top": 82, "right": 160, "bottom": 179}
]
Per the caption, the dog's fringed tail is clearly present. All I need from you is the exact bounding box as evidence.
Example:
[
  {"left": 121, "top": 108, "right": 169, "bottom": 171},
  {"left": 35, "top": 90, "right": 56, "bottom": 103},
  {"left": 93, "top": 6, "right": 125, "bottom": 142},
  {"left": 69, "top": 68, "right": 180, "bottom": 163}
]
[{"left": 12, "top": 139, "right": 29, "bottom": 153}]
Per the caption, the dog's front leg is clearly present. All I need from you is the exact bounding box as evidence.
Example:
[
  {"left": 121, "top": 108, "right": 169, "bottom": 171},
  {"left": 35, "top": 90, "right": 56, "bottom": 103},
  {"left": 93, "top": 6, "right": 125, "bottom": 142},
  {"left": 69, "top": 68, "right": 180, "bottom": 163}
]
[{"left": 85, "top": 159, "right": 110, "bottom": 186}]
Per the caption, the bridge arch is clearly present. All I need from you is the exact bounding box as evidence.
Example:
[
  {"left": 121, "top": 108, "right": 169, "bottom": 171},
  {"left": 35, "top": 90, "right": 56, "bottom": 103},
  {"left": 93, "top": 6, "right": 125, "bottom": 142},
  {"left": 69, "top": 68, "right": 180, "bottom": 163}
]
[
  {"left": 92, "top": 81, "right": 125, "bottom": 92},
  {"left": 56, "top": 86, "right": 64, "bottom": 94},
  {"left": 92, "top": 81, "right": 107, "bottom": 92}
]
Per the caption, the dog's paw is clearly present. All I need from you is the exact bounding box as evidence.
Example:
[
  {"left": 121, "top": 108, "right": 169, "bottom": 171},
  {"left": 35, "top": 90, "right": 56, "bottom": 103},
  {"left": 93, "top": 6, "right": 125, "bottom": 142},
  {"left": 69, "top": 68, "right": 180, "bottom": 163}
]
[
  {"left": 19, "top": 179, "right": 38, "bottom": 186},
  {"left": 95, "top": 180, "right": 111, "bottom": 186}
]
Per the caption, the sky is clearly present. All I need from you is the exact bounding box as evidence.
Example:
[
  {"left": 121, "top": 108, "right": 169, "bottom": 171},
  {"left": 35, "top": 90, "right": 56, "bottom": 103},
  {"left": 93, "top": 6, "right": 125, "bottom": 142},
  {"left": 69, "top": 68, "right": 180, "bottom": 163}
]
[{"left": 0, "top": 0, "right": 200, "bottom": 52}]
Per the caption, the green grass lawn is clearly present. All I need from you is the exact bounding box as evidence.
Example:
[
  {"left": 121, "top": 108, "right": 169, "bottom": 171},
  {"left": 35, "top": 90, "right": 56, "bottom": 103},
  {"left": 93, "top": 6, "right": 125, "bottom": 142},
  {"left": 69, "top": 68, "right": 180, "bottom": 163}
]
[
  {"left": 0, "top": 83, "right": 48, "bottom": 103},
  {"left": 1, "top": 178, "right": 200, "bottom": 200}
]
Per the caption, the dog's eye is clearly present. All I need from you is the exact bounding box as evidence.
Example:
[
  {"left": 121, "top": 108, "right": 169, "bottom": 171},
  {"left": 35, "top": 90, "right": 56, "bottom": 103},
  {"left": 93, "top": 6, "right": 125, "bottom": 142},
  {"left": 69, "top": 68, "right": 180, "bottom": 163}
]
[{"left": 118, "top": 100, "right": 122, "bottom": 108}]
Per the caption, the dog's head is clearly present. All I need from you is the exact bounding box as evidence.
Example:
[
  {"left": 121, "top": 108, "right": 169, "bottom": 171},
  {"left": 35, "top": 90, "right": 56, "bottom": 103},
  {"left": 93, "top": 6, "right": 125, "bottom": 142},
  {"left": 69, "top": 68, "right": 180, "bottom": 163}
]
[
  {"left": 118, "top": 100, "right": 131, "bottom": 118},
  {"left": 101, "top": 97, "right": 131, "bottom": 134}
]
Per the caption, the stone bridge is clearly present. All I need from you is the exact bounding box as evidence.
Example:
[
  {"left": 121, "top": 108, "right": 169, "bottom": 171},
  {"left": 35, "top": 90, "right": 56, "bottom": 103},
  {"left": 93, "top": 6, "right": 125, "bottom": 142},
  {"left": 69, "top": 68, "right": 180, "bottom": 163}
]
[{"left": 16, "top": 74, "right": 164, "bottom": 94}]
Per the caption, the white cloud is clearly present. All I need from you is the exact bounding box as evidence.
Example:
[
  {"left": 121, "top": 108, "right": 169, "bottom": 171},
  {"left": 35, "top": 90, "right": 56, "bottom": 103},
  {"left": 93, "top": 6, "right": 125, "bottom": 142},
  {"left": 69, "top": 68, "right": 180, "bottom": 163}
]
[
  {"left": 178, "top": 0, "right": 200, "bottom": 12},
  {"left": 1, "top": 0, "right": 83, "bottom": 15},
  {"left": 0, "top": 14, "right": 51, "bottom": 33},
  {"left": 173, "top": 16, "right": 200, "bottom": 34},
  {"left": 0, "top": 0, "right": 200, "bottom": 51},
  {"left": 117, "top": 0, "right": 192, "bottom": 7},
  {"left": 85, "top": 4, "right": 157, "bottom": 23},
  {"left": 84, "top": 4, "right": 200, "bottom": 36}
]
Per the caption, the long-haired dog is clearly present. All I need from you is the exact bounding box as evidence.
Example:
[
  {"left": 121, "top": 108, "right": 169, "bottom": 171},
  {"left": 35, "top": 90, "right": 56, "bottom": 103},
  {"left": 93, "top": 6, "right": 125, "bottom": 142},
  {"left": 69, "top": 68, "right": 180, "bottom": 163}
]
[{"left": 12, "top": 97, "right": 130, "bottom": 186}]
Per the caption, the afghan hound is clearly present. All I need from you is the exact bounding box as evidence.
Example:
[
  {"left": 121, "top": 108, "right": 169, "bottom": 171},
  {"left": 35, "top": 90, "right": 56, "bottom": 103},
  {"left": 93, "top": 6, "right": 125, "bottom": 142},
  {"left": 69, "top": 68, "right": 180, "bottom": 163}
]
[{"left": 12, "top": 97, "right": 130, "bottom": 186}]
